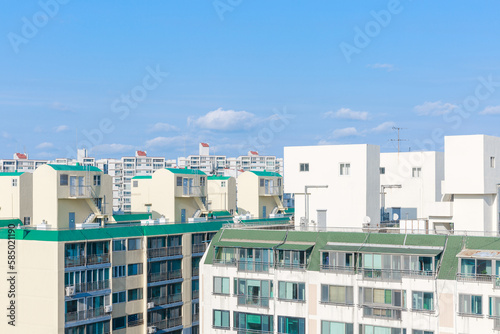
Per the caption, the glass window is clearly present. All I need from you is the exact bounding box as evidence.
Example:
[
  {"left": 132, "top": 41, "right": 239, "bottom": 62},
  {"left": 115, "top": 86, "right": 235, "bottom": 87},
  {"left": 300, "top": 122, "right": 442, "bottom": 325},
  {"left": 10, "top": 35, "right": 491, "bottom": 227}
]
[
  {"left": 278, "top": 316, "right": 305, "bottom": 334},
  {"left": 459, "top": 294, "right": 482, "bottom": 315},
  {"left": 128, "top": 288, "right": 143, "bottom": 301},
  {"left": 340, "top": 163, "right": 350, "bottom": 176},
  {"left": 112, "top": 265, "right": 126, "bottom": 278},
  {"left": 127, "top": 263, "right": 143, "bottom": 276},
  {"left": 321, "top": 285, "right": 354, "bottom": 305},
  {"left": 380, "top": 167, "right": 385, "bottom": 174},
  {"left": 412, "top": 291, "right": 434, "bottom": 311},
  {"left": 60, "top": 174, "right": 69, "bottom": 186},
  {"left": 112, "top": 291, "right": 126, "bottom": 304},
  {"left": 128, "top": 238, "right": 142, "bottom": 251},
  {"left": 12, "top": 179, "right": 17, "bottom": 187},
  {"left": 112, "top": 316, "right": 126, "bottom": 330},
  {"left": 213, "top": 310, "right": 230, "bottom": 329},
  {"left": 300, "top": 163, "right": 309, "bottom": 172},
  {"left": 413, "top": 331, "right": 433, "bottom": 334},
  {"left": 93, "top": 175, "right": 101, "bottom": 186},
  {"left": 412, "top": 167, "right": 422, "bottom": 178},
  {"left": 176, "top": 177, "right": 182, "bottom": 186},
  {"left": 214, "top": 277, "right": 230, "bottom": 295},
  {"left": 278, "top": 281, "right": 305, "bottom": 301},
  {"left": 128, "top": 313, "right": 143, "bottom": 327},
  {"left": 113, "top": 239, "right": 126, "bottom": 252},
  {"left": 321, "top": 321, "right": 354, "bottom": 334},
  {"left": 234, "top": 312, "right": 273, "bottom": 333}
]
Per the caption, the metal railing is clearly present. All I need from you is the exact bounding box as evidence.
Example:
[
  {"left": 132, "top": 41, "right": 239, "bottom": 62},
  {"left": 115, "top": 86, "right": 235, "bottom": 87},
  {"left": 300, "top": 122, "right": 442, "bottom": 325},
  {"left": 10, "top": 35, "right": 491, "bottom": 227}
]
[
  {"left": 362, "top": 305, "right": 403, "bottom": 320},
  {"left": 128, "top": 318, "right": 144, "bottom": 327},
  {"left": 360, "top": 268, "right": 436, "bottom": 281},
  {"left": 275, "top": 262, "right": 307, "bottom": 271},
  {"left": 148, "top": 269, "right": 182, "bottom": 283},
  {"left": 235, "top": 294, "right": 270, "bottom": 308},
  {"left": 65, "top": 307, "right": 106, "bottom": 323},
  {"left": 147, "top": 246, "right": 183, "bottom": 258},
  {"left": 65, "top": 255, "right": 85, "bottom": 268},
  {"left": 213, "top": 259, "right": 237, "bottom": 266},
  {"left": 148, "top": 293, "right": 182, "bottom": 306},
  {"left": 182, "top": 186, "right": 206, "bottom": 197},
  {"left": 65, "top": 280, "right": 110, "bottom": 295},
  {"left": 320, "top": 265, "right": 356, "bottom": 274},
  {"left": 233, "top": 328, "right": 274, "bottom": 334},
  {"left": 192, "top": 243, "right": 207, "bottom": 254},
  {"left": 148, "top": 317, "right": 183, "bottom": 330},
  {"left": 237, "top": 260, "right": 271, "bottom": 273},
  {"left": 457, "top": 272, "right": 497, "bottom": 283},
  {"left": 86, "top": 253, "right": 110, "bottom": 265}
]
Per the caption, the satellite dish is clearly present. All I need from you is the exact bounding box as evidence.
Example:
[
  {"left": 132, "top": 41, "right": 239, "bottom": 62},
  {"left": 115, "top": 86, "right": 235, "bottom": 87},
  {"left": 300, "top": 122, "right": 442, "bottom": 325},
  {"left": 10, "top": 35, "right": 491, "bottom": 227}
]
[
  {"left": 392, "top": 213, "right": 399, "bottom": 221},
  {"left": 363, "top": 216, "right": 371, "bottom": 225}
]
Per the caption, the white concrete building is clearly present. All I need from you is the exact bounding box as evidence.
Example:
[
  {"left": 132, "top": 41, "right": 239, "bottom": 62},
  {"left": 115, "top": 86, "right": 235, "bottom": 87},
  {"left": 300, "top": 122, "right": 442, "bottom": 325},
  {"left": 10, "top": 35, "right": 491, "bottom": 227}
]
[
  {"left": 284, "top": 144, "right": 380, "bottom": 229},
  {"left": 0, "top": 153, "right": 48, "bottom": 172},
  {"left": 0, "top": 171, "right": 33, "bottom": 224},
  {"left": 380, "top": 151, "right": 444, "bottom": 221},
  {"left": 237, "top": 171, "right": 284, "bottom": 219},
  {"left": 207, "top": 176, "right": 237, "bottom": 215}
]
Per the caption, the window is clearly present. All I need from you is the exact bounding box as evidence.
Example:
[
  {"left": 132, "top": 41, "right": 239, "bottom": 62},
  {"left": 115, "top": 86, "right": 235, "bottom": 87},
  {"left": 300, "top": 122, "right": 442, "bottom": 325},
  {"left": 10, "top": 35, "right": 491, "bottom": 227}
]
[
  {"left": 413, "top": 331, "right": 433, "bottom": 334},
  {"left": 412, "top": 167, "right": 422, "bottom": 178},
  {"left": 133, "top": 181, "right": 138, "bottom": 187},
  {"left": 127, "top": 263, "right": 143, "bottom": 276},
  {"left": 112, "top": 291, "right": 126, "bottom": 304},
  {"left": 200, "top": 177, "right": 206, "bottom": 186},
  {"left": 128, "top": 238, "right": 142, "bottom": 251},
  {"left": 321, "top": 251, "right": 354, "bottom": 270},
  {"left": 128, "top": 313, "right": 143, "bottom": 327},
  {"left": 128, "top": 288, "right": 143, "bottom": 301},
  {"left": 340, "top": 163, "right": 350, "bottom": 176},
  {"left": 380, "top": 167, "right": 385, "bottom": 174},
  {"left": 412, "top": 291, "right": 434, "bottom": 311},
  {"left": 60, "top": 174, "right": 69, "bottom": 186},
  {"left": 278, "top": 316, "right": 305, "bottom": 334},
  {"left": 300, "top": 163, "right": 309, "bottom": 172},
  {"left": 321, "top": 285, "right": 354, "bottom": 305},
  {"left": 234, "top": 278, "right": 272, "bottom": 307},
  {"left": 234, "top": 312, "right": 273, "bottom": 333},
  {"left": 360, "top": 287, "right": 405, "bottom": 308},
  {"left": 93, "top": 175, "right": 101, "bottom": 186},
  {"left": 491, "top": 157, "right": 496, "bottom": 168},
  {"left": 176, "top": 176, "right": 182, "bottom": 186},
  {"left": 23, "top": 217, "right": 30, "bottom": 226},
  {"left": 221, "top": 181, "right": 226, "bottom": 187},
  {"left": 360, "top": 325, "right": 406, "bottom": 334},
  {"left": 112, "top": 316, "right": 126, "bottom": 330},
  {"left": 214, "top": 277, "right": 230, "bottom": 295},
  {"left": 490, "top": 296, "right": 500, "bottom": 318},
  {"left": 213, "top": 310, "right": 230, "bottom": 329},
  {"left": 12, "top": 179, "right": 17, "bottom": 187},
  {"left": 459, "top": 294, "right": 482, "bottom": 315},
  {"left": 260, "top": 178, "right": 264, "bottom": 187},
  {"left": 112, "top": 265, "right": 126, "bottom": 278},
  {"left": 113, "top": 239, "right": 126, "bottom": 252},
  {"left": 278, "top": 281, "right": 305, "bottom": 301},
  {"left": 321, "top": 321, "right": 354, "bottom": 334}
]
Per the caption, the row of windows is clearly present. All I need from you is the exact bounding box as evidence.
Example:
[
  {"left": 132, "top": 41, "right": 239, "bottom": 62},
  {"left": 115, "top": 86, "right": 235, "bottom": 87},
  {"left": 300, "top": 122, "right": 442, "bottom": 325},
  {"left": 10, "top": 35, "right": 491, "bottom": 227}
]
[
  {"left": 112, "top": 313, "right": 143, "bottom": 330},
  {"left": 60, "top": 174, "right": 101, "bottom": 186},
  {"left": 112, "top": 288, "right": 143, "bottom": 303},
  {"left": 112, "top": 238, "right": 142, "bottom": 251},
  {"left": 300, "top": 164, "right": 424, "bottom": 177},
  {"left": 112, "top": 264, "right": 143, "bottom": 278}
]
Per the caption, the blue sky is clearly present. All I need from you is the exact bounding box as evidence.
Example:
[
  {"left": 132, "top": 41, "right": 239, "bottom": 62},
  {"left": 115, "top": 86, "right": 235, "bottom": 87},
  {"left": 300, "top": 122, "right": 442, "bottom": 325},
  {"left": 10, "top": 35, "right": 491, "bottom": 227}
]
[{"left": 2, "top": 1, "right": 500, "bottom": 160}]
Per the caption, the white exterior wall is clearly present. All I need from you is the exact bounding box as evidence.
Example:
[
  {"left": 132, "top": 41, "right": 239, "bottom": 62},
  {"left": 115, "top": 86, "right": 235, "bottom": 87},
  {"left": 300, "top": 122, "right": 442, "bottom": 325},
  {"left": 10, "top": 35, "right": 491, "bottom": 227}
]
[
  {"left": 0, "top": 173, "right": 33, "bottom": 222},
  {"left": 207, "top": 177, "right": 237, "bottom": 213},
  {"left": 284, "top": 144, "right": 380, "bottom": 229},
  {"left": 380, "top": 151, "right": 444, "bottom": 220}
]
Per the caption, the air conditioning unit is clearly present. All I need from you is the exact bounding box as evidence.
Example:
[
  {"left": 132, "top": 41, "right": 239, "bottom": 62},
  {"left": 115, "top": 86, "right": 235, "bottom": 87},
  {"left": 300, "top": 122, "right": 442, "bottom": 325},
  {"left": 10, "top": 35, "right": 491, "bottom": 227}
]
[
  {"left": 148, "top": 326, "right": 157, "bottom": 334},
  {"left": 104, "top": 305, "right": 113, "bottom": 313},
  {"left": 147, "top": 302, "right": 155, "bottom": 309},
  {"left": 65, "top": 286, "right": 75, "bottom": 296}
]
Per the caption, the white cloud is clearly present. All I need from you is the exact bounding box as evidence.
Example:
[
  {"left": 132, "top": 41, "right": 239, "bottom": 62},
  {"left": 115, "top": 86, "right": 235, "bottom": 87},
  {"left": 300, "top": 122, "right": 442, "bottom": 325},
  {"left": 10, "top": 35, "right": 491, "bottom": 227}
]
[
  {"left": 414, "top": 101, "right": 458, "bottom": 116},
  {"left": 188, "top": 108, "right": 259, "bottom": 131},
  {"left": 149, "top": 122, "right": 179, "bottom": 133},
  {"left": 371, "top": 121, "right": 396, "bottom": 133},
  {"left": 90, "top": 144, "right": 134, "bottom": 154},
  {"left": 367, "top": 63, "right": 395, "bottom": 71},
  {"left": 36, "top": 142, "right": 53, "bottom": 149},
  {"left": 332, "top": 127, "right": 360, "bottom": 138},
  {"left": 479, "top": 105, "right": 500, "bottom": 115},
  {"left": 55, "top": 125, "right": 69, "bottom": 132},
  {"left": 323, "top": 108, "right": 369, "bottom": 121},
  {"left": 317, "top": 139, "right": 337, "bottom": 145},
  {"left": 1, "top": 131, "right": 10, "bottom": 139},
  {"left": 50, "top": 102, "right": 73, "bottom": 112},
  {"left": 145, "top": 136, "right": 185, "bottom": 148}
]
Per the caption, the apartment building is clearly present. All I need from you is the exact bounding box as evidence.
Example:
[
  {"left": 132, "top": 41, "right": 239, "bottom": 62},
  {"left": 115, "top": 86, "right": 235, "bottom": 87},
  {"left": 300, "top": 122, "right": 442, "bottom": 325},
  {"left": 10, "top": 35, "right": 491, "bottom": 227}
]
[
  {"left": 284, "top": 144, "right": 380, "bottom": 229},
  {"left": 201, "top": 226, "right": 500, "bottom": 334},
  {"left": 0, "top": 152, "right": 48, "bottom": 172},
  {"left": 131, "top": 168, "right": 209, "bottom": 223},
  {"left": 380, "top": 151, "right": 444, "bottom": 221},
  {"left": 32, "top": 164, "right": 113, "bottom": 229},
  {"left": 0, "top": 171, "right": 33, "bottom": 224},
  {"left": 207, "top": 176, "right": 237, "bottom": 215},
  {"left": 237, "top": 171, "right": 285, "bottom": 219}
]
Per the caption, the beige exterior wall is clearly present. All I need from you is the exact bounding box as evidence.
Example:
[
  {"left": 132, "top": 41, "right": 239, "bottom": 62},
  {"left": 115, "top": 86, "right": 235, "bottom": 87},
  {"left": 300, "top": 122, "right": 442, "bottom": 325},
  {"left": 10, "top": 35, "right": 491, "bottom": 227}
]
[
  {"left": 207, "top": 177, "right": 236, "bottom": 213},
  {"left": 237, "top": 172, "right": 283, "bottom": 218},
  {"left": 0, "top": 173, "right": 33, "bottom": 222},
  {"left": 130, "top": 178, "right": 153, "bottom": 214}
]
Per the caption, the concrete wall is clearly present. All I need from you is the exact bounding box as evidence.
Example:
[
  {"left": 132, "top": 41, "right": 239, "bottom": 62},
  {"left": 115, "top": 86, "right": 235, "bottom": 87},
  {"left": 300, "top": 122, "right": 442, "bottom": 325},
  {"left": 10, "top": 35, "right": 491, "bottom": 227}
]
[{"left": 207, "top": 177, "right": 236, "bottom": 213}]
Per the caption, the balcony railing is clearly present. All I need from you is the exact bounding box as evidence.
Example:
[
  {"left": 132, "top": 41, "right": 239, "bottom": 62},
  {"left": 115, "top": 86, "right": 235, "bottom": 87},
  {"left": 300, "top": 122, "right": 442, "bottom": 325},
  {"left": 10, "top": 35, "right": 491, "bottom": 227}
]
[
  {"left": 192, "top": 243, "right": 207, "bottom": 254},
  {"left": 213, "top": 259, "right": 237, "bottom": 266},
  {"left": 236, "top": 294, "right": 270, "bottom": 308},
  {"left": 275, "top": 262, "right": 306, "bottom": 271},
  {"left": 148, "top": 293, "right": 183, "bottom": 306},
  {"left": 148, "top": 269, "right": 182, "bottom": 283},
  {"left": 65, "top": 307, "right": 106, "bottom": 323},
  {"left": 193, "top": 313, "right": 199, "bottom": 322},
  {"left": 182, "top": 186, "right": 206, "bottom": 197},
  {"left": 457, "top": 272, "right": 497, "bottom": 283},
  {"left": 360, "top": 268, "right": 436, "bottom": 281},
  {"left": 148, "top": 317, "right": 183, "bottom": 330},
  {"left": 233, "top": 328, "right": 274, "bottom": 334},
  {"left": 262, "top": 186, "right": 281, "bottom": 196},
  {"left": 86, "top": 253, "right": 110, "bottom": 266},
  {"left": 237, "top": 260, "right": 271, "bottom": 273},
  {"left": 65, "top": 280, "right": 110, "bottom": 295},
  {"left": 320, "top": 264, "right": 356, "bottom": 274},
  {"left": 148, "top": 246, "right": 183, "bottom": 258},
  {"left": 65, "top": 255, "right": 85, "bottom": 268},
  {"left": 362, "top": 305, "right": 403, "bottom": 320}
]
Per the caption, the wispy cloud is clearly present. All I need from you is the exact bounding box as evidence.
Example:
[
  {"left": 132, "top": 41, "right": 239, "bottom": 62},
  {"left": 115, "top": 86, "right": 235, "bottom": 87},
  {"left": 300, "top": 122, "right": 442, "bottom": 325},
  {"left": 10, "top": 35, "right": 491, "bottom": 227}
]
[
  {"left": 332, "top": 127, "right": 360, "bottom": 138},
  {"left": 50, "top": 102, "right": 74, "bottom": 112},
  {"left": 145, "top": 136, "right": 186, "bottom": 148},
  {"left": 367, "top": 63, "right": 395, "bottom": 72},
  {"left": 371, "top": 121, "right": 396, "bottom": 133},
  {"left": 148, "top": 122, "right": 179, "bottom": 133},
  {"left": 36, "top": 142, "right": 53, "bottom": 149},
  {"left": 90, "top": 144, "right": 134, "bottom": 154},
  {"left": 188, "top": 108, "right": 260, "bottom": 131},
  {"left": 323, "top": 108, "right": 369, "bottom": 121},
  {"left": 479, "top": 105, "right": 500, "bottom": 115},
  {"left": 55, "top": 125, "right": 69, "bottom": 133},
  {"left": 414, "top": 101, "right": 458, "bottom": 116}
]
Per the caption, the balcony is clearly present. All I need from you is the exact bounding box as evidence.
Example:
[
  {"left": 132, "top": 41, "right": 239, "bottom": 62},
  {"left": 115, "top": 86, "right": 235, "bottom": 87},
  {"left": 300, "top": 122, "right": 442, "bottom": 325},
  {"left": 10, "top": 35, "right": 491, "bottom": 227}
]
[
  {"left": 362, "top": 306, "right": 403, "bottom": 320},
  {"left": 320, "top": 264, "right": 355, "bottom": 274},
  {"left": 148, "top": 293, "right": 183, "bottom": 306},
  {"left": 236, "top": 294, "right": 270, "bottom": 308},
  {"left": 128, "top": 318, "right": 144, "bottom": 327},
  {"left": 65, "top": 307, "right": 107, "bottom": 323},
  {"left": 192, "top": 244, "right": 207, "bottom": 254},
  {"left": 457, "top": 272, "right": 497, "bottom": 284},
  {"left": 148, "top": 317, "right": 183, "bottom": 330},
  {"left": 360, "top": 268, "right": 436, "bottom": 281},
  {"left": 181, "top": 186, "right": 206, "bottom": 197},
  {"left": 65, "top": 255, "right": 86, "bottom": 268},
  {"left": 237, "top": 260, "right": 271, "bottom": 273},
  {"left": 148, "top": 246, "right": 183, "bottom": 259},
  {"left": 275, "top": 262, "right": 306, "bottom": 271},
  {"left": 87, "top": 253, "right": 110, "bottom": 266},
  {"left": 65, "top": 280, "right": 110, "bottom": 295},
  {"left": 213, "top": 259, "right": 237, "bottom": 267},
  {"left": 148, "top": 270, "right": 182, "bottom": 283},
  {"left": 260, "top": 186, "right": 281, "bottom": 196}
]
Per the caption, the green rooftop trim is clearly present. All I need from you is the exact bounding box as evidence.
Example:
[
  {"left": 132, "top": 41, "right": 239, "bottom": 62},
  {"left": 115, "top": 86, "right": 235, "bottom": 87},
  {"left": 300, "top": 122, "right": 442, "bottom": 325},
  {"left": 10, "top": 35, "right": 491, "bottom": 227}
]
[
  {"left": 208, "top": 176, "right": 231, "bottom": 180},
  {"left": 213, "top": 241, "right": 280, "bottom": 249},
  {"left": 276, "top": 243, "right": 314, "bottom": 251},
  {"left": 131, "top": 175, "right": 152, "bottom": 180},
  {"left": 0, "top": 172, "right": 25, "bottom": 176},
  {"left": 47, "top": 164, "right": 102, "bottom": 172},
  {"left": 166, "top": 168, "right": 207, "bottom": 175},
  {"left": 211, "top": 211, "right": 232, "bottom": 218},
  {"left": 249, "top": 171, "right": 282, "bottom": 177},
  {"left": 284, "top": 208, "right": 295, "bottom": 214},
  {"left": 0, "top": 219, "right": 23, "bottom": 228},
  {"left": 112, "top": 213, "right": 152, "bottom": 223}
]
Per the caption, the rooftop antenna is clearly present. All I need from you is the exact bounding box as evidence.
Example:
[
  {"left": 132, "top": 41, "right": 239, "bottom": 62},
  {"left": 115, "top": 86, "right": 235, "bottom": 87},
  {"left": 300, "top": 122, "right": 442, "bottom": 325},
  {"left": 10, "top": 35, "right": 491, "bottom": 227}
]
[{"left": 389, "top": 126, "right": 408, "bottom": 157}]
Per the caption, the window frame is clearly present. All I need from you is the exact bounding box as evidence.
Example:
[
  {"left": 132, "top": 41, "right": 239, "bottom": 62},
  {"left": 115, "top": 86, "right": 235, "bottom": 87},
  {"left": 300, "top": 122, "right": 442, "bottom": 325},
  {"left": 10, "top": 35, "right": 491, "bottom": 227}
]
[{"left": 213, "top": 309, "right": 230, "bottom": 329}]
